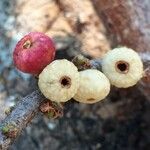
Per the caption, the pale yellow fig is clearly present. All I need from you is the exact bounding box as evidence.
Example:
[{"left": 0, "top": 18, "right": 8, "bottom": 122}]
[
  {"left": 38, "top": 59, "right": 79, "bottom": 102},
  {"left": 102, "top": 47, "right": 143, "bottom": 88},
  {"left": 73, "top": 69, "right": 110, "bottom": 104}
]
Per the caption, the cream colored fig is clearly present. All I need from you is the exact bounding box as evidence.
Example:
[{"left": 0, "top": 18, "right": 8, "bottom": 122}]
[
  {"left": 73, "top": 69, "right": 110, "bottom": 104},
  {"left": 102, "top": 47, "right": 143, "bottom": 88},
  {"left": 38, "top": 59, "right": 79, "bottom": 102}
]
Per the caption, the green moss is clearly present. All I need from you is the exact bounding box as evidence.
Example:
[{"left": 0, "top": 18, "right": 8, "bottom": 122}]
[
  {"left": 1, "top": 123, "right": 16, "bottom": 134},
  {"left": 1, "top": 126, "right": 9, "bottom": 134},
  {"left": 47, "top": 111, "right": 54, "bottom": 118}
]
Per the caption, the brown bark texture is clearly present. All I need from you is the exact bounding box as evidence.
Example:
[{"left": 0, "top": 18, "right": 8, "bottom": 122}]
[
  {"left": 55, "top": 0, "right": 111, "bottom": 58},
  {"left": 92, "top": 0, "right": 150, "bottom": 52}
]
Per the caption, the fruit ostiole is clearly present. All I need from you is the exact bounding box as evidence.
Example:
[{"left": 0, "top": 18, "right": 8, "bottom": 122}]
[
  {"left": 115, "top": 60, "right": 129, "bottom": 74},
  {"left": 23, "top": 39, "right": 32, "bottom": 49}
]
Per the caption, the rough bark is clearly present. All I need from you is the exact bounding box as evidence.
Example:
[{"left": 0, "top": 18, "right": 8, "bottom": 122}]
[
  {"left": 16, "top": 0, "right": 60, "bottom": 33},
  {"left": 92, "top": 0, "right": 150, "bottom": 52},
  {"left": 92, "top": 0, "right": 150, "bottom": 99},
  {"left": 56, "top": 0, "right": 111, "bottom": 58},
  {"left": 0, "top": 90, "right": 63, "bottom": 150},
  {"left": 0, "top": 90, "right": 44, "bottom": 150}
]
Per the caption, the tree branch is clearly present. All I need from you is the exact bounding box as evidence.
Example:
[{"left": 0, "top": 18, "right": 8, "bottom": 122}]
[
  {"left": 0, "top": 90, "right": 43, "bottom": 149},
  {"left": 0, "top": 90, "right": 63, "bottom": 150}
]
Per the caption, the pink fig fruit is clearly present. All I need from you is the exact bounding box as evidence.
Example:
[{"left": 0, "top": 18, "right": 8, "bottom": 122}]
[{"left": 13, "top": 32, "right": 56, "bottom": 75}]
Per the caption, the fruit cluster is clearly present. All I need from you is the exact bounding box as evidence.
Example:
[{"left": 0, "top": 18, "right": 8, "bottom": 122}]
[{"left": 13, "top": 32, "right": 143, "bottom": 104}]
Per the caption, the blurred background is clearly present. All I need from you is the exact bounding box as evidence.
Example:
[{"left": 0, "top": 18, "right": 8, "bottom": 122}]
[{"left": 0, "top": 0, "right": 150, "bottom": 150}]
